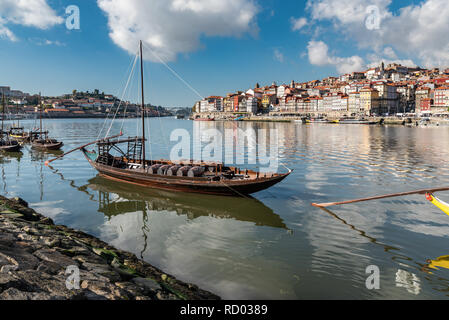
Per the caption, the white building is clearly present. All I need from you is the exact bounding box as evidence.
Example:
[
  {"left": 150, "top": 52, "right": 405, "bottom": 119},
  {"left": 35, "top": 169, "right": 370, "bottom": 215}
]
[
  {"left": 246, "top": 96, "right": 258, "bottom": 114},
  {"left": 277, "top": 85, "right": 288, "bottom": 98}
]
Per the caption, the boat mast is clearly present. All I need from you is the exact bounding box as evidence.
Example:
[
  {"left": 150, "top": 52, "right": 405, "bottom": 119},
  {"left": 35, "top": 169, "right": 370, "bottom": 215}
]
[
  {"left": 39, "top": 92, "right": 43, "bottom": 139},
  {"left": 1, "top": 91, "right": 4, "bottom": 138},
  {"left": 140, "top": 40, "right": 146, "bottom": 169}
]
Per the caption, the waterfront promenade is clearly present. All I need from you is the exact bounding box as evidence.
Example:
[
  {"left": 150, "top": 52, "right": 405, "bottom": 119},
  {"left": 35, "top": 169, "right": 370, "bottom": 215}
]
[{"left": 192, "top": 112, "right": 449, "bottom": 125}]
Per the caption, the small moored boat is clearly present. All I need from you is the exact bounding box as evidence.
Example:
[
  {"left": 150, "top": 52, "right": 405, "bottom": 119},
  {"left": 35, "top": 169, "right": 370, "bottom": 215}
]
[
  {"left": 30, "top": 95, "right": 63, "bottom": 151},
  {"left": 0, "top": 93, "right": 22, "bottom": 152}
]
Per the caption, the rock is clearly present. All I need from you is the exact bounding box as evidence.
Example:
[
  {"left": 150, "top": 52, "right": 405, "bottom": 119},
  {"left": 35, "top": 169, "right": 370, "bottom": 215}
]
[
  {"left": 80, "top": 280, "right": 127, "bottom": 300},
  {"left": 0, "top": 232, "right": 16, "bottom": 246},
  {"left": 1, "top": 265, "right": 19, "bottom": 273},
  {"left": 33, "top": 249, "right": 78, "bottom": 268},
  {"left": 15, "top": 271, "right": 76, "bottom": 299},
  {"left": 73, "top": 254, "right": 106, "bottom": 265},
  {"left": 132, "top": 277, "right": 162, "bottom": 292},
  {"left": 17, "top": 233, "right": 38, "bottom": 242},
  {"left": 12, "top": 197, "right": 28, "bottom": 207},
  {"left": 81, "top": 263, "right": 121, "bottom": 282},
  {"left": 93, "top": 248, "right": 118, "bottom": 262},
  {"left": 0, "top": 194, "right": 220, "bottom": 301},
  {"left": 0, "top": 287, "right": 62, "bottom": 300},
  {"left": 39, "top": 237, "right": 61, "bottom": 248},
  {"left": 0, "top": 273, "right": 23, "bottom": 290},
  {"left": 1, "top": 213, "right": 24, "bottom": 219},
  {"left": 36, "top": 261, "right": 64, "bottom": 275},
  {"left": 0, "top": 248, "right": 39, "bottom": 271},
  {"left": 111, "top": 258, "right": 138, "bottom": 280},
  {"left": 114, "top": 282, "right": 145, "bottom": 297}
]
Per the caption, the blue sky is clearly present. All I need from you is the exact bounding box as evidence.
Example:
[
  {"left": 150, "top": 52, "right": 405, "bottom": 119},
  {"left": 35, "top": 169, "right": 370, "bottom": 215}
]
[{"left": 0, "top": 0, "right": 448, "bottom": 107}]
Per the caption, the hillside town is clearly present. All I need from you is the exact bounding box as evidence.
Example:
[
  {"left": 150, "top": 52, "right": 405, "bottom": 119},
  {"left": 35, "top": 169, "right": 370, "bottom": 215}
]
[
  {"left": 0, "top": 87, "right": 173, "bottom": 119},
  {"left": 193, "top": 63, "right": 449, "bottom": 119}
]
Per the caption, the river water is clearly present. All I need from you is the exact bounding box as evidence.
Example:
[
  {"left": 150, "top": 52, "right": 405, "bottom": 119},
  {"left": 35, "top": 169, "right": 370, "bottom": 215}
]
[{"left": 1, "top": 118, "right": 449, "bottom": 299}]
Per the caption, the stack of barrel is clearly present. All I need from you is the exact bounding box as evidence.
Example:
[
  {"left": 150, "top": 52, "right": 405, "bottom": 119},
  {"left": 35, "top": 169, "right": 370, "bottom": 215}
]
[{"left": 147, "top": 163, "right": 207, "bottom": 178}]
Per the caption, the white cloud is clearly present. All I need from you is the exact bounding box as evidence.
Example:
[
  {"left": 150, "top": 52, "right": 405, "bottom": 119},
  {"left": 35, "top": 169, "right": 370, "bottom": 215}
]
[
  {"left": 291, "top": 17, "right": 307, "bottom": 31},
  {"left": 29, "top": 38, "right": 65, "bottom": 46},
  {"left": 274, "top": 48, "right": 284, "bottom": 63},
  {"left": 383, "top": 47, "right": 396, "bottom": 59},
  {"left": 307, "top": 40, "right": 365, "bottom": 74},
  {"left": 97, "top": 0, "right": 259, "bottom": 62},
  {"left": 307, "top": 0, "right": 392, "bottom": 24},
  {"left": 306, "top": 0, "right": 449, "bottom": 68},
  {"left": 0, "top": 0, "right": 63, "bottom": 41}
]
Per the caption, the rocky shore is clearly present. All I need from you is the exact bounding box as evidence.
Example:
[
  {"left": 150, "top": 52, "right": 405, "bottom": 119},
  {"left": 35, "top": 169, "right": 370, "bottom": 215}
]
[{"left": 0, "top": 195, "right": 220, "bottom": 300}]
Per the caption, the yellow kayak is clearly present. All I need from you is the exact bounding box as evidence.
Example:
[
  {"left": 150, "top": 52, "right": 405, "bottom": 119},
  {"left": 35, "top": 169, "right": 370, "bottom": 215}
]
[
  {"left": 426, "top": 193, "right": 449, "bottom": 216},
  {"left": 427, "top": 255, "right": 449, "bottom": 271}
]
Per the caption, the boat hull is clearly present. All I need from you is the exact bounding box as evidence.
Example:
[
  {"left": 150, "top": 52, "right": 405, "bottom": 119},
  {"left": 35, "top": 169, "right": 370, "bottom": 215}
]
[
  {"left": 82, "top": 150, "right": 291, "bottom": 196},
  {"left": 32, "top": 141, "right": 64, "bottom": 151},
  {"left": 0, "top": 144, "right": 22, "bottom": 153}
]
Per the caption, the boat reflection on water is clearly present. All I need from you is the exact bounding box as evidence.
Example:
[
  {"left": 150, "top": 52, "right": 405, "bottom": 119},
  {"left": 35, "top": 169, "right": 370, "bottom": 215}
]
[
  {"left": 30, "top": 149, "right": 64, "bottom": 162},
  {"left": 0, "top": 151, "right": 22, "bottom": 163},
  {"left": 84, "top": 175, "right": 288, "bottom": 230},
  {"left": 0, "top": 152, "right": 23, "bottom": 194}
]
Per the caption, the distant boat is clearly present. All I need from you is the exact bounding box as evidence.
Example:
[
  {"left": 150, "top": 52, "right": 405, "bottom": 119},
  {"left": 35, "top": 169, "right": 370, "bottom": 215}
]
[
  {"left": 0, "top": 93, "right": 22, "bottom": 153},
  {"left": 176, "top": 114, "right": 186, "bottom": 119},
  {"left": 31, "top": 94, "right": 63, "bottom": 151},
  {"left": 194, "top": 117, "right": 215, "bottom": 121},
  {"left": 339, "top": 119, "right": 378, "bottom": 125}
]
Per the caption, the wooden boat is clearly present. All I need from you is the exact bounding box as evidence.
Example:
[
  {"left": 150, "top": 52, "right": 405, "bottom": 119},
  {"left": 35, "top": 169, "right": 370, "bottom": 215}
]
[
  {"left": 31, "top": 95, "right": 63, "bottom": 151},
  {"left": 31, "top": 134, "right": 64, "bottom": 150},
  {"left": 7, "top": 98, "right": 30, "bottom": 142},
  {"left": 426, "top": 193, "right": 449, "bottom": 217},
  {"left": 0, "top": 130, "right": 22, "bottom": 153},
  {"left": 0, "top": 94, "right": 22, "bottom": 152},
  {"left": 48, "top": 41, "right": 292, "bottom": 197},
  {"left": 9, "top": 127, "right": 30, "bottom": 143},
  {"left": 81, "top": 146, "right": 291, "bottom": 196}
]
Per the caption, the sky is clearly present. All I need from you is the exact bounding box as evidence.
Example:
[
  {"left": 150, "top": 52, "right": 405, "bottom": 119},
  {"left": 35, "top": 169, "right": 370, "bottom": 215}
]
[{"left": 0, "top": 0, "right": 448, "bottom": 107}]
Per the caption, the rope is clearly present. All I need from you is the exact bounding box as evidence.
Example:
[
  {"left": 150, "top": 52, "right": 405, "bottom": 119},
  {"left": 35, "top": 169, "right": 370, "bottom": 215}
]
[
  {"left": 105, "top": 50, "right": 139, "bottom": 139},
  {"left": 219, "top": 179, "right": 252, "bottom": 199},
  {"left": 142, "top": 43, "right": 204, "bottom": 101},
  {"left": 98, "top": 48, "right": 139, "bottom": 140}
]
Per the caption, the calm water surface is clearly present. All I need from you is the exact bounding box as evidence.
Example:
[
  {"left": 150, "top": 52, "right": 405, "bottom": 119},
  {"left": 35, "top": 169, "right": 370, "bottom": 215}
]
[{"left": 1, "top": 118, "right": 449, "bottom": 299}]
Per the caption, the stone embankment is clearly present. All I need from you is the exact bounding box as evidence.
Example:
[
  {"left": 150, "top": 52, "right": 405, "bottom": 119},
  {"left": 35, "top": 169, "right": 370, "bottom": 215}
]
[{"left": 0, "top": 195, "right": 220, "bottom": 300}]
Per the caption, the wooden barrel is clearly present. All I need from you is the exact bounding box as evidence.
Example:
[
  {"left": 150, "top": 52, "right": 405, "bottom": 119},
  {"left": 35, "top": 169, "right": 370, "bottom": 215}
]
[
  {"left": 148, "top": 164, "right": 163, "bottom": 174},
  {"left": 188, "top": 166, "right": 206, "bottom": 178},
  {"left": 166, "top": 165, "right": 182, "bottom": 176},
  {"left": 208, "top": 166, "right": 216, "bottom": 173},
  {"left": 157, "top": 165, "right": 172, "bottom": 175},
  {"left": 177, "top": 166, "right": 192, "bottom": 177}
]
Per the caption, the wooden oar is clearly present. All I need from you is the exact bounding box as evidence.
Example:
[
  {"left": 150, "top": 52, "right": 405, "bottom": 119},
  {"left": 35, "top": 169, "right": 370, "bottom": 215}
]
[
  {"left": 45, "top": 132, "right": 123, "bottom": 166},
  {"left": 311, "top": 187, "right": 449, "bottom": 208}
]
